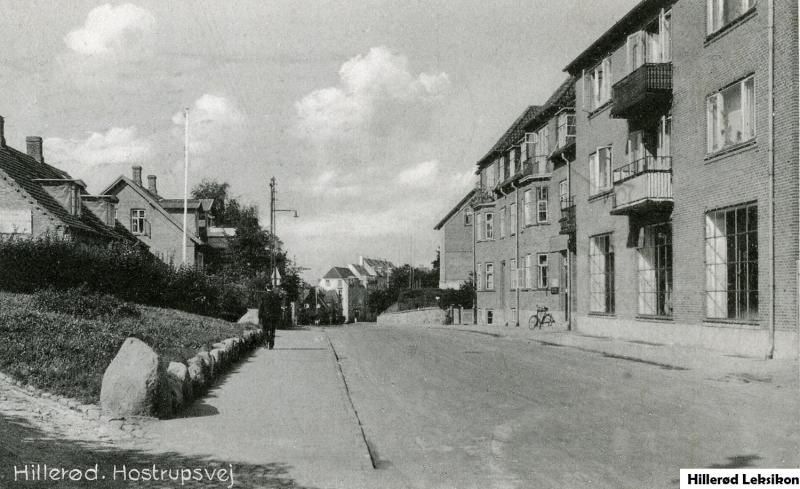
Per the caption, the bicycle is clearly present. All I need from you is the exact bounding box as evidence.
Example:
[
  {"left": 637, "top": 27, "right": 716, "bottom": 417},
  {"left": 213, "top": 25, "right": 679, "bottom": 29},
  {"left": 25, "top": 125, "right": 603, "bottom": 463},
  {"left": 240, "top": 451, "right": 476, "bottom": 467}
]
[{"left": 528, "top": 306, "right": 555, "bottom": 329}]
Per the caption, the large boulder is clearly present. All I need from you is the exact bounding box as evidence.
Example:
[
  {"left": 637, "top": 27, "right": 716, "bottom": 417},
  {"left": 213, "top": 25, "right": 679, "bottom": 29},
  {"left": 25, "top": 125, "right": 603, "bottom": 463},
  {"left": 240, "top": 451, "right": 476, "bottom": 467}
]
[
  {"left": 187, "top": 356, "right": 206, "bottom": 389},
  {"left": 100, "top": 338, "right": 163, "bottom": 417}
]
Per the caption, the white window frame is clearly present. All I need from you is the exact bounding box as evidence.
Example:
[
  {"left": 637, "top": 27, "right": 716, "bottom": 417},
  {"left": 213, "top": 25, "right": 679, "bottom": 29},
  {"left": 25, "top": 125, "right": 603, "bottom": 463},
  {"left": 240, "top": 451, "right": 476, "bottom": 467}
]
[
  {"left": 589, "top": 146, "right": 613, "bottom": 195},
  {"left": 556, "top": 111, "right": 576, "bottom": 149},
  {"left": 707, "top": 0, "right": 755, "bottom": 35},
  {"left": 523, "top": 189, "right": 533, "bottom": 226},
  {"left": 536, "top": 186, "right": 549, "bottom": 223},
  {"left": 589, "top": 57, "right": 612, "bottom": 110},
  {"left": 589, "top": 234, "right": 615, "bottom": 313},
  {"left": 485, "top": 212, "right": 494, "bottom": 240},
  {"left": 524, "top": 254, "right": 532, "bottom": 289},
  {"left": 559, "top": 179, "right": 569, "bottom": 209},
  {"left": 131, "top": 209, "right": 146, "bottom": 235},
  {"left": 706, "top": 75, "right": 755, "bottom": 154},
  {"left": 499, "top": 206, "right": 506, "bottom": 238},
  {"left": 485, "top": 263, "right": 494, "bottom": 290},
  {"left": 537, "top": 254, "right": 549, "bottom": 289},
  {"left": 509, "top": 201, "right": 517, "bottom": 236},
  {"left": 510, "top": 258, "right": 517, "bottom": 290}
]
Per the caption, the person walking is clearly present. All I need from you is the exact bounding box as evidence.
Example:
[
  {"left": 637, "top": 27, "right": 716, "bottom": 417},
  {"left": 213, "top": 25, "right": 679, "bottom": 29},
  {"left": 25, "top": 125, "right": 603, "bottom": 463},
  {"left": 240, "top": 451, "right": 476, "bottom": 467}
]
[{"left": 259, "top": 286, "right": 281, "bottom": 350}]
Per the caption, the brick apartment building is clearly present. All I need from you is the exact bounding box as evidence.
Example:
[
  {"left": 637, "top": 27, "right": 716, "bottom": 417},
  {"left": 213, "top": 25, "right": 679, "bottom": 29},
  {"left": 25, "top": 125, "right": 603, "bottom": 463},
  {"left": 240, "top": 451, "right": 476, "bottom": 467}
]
[
  {"left": 561, "top": 0, "right": 798, "bottom": 358},
  {"left": 436, "top": 0, "right": 798, "bottom": 358},
  {"left": 465, "top": 79, "right": 576, "bottom": 327},
  {"left": 102, "top": 166, "right": 216, "bottom": 267},
  {"left": 0, "top": 117, "right": 137, "bottom": 246}
]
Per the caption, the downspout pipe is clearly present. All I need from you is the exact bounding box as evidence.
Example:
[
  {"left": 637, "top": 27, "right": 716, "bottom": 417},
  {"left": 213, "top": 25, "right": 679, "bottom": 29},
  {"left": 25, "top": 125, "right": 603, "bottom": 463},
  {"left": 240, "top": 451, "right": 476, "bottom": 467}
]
[
  {"left": 562, "top": 152, "right": 572, "bottom": 331},
  {"left": 767, "top": 0, "right": 776, "bottom": 359},
  {"left": 472, "top": 193, "right": 477, "bottom": 325},
  {"left": 514, "top": 181, "right": 521, "bottom": 326}
]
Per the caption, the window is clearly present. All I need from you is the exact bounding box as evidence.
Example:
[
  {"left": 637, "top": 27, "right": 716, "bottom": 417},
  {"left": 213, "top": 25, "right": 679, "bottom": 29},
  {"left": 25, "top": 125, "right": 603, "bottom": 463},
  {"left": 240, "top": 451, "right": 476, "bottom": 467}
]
[
  {"left": 707, "top": 0, "right": 755, "bottom": 35},
  {"left": 325, "top": 279, "right": 330, "bottom": 287},
  {"left": 510, "top": 259, "right": 517, "bottom": 290},
  {"left": 486, "top": 310, "right": 494, "bottom": 325},
  {"left": 589, "top": 234, "right": 615, "bottom": 313},
  {"left": 524, "top": 254, "right": 532, "bottom": 289},
  {"left": 534, "top": 126, "right": 549, "bottom": 174},
  {"left": 638, "top": 223, "right": 673, "bottom": 316},
  {"left": 537, "top": 254, "right": 549, "bottom": 289},
  {"left": 477, "top": 263, "right": 483, "bottom": 290},
  {"left": 485, "top": 263, "right": 494, "bottom": 290},
  {"left": 464, "top": 208, "right": 473, "bottom": 226},
  {"left": 536, "top": 186, "right": 549, "bottom": 223},
  {"left": 523, "top": 189, "right": 533, "bottom": 226},
  {"left": 131, "top": 209, "right": 146, "bottom": 235},
  {"left": 485, "top": 213, "right": 494, "bottom": 240},
  {"left": 556, "top": 111, "right": 576, "bottom": 149},
  {"left": 559, "top": 180, "right": 569, "bottom": 209},
  {"left": 707, "top": 76, "right": 755, "bottom": 153},
  {"left": 626, "top": 9, "right": 671, "bottom": 75},
  {"left": 510, "top": 201, "right": 517, "bottom": 235},
  {"left": 486, "top": 163, "right": 496, "bottom": 188},
  {"left": 587, "top": 58, "right": 612, "bottom": 110},
  {"left": 499, "top": 207, "right": 506, "bottom": 238},
  {"left": 504, "top": 151, "right": 512, "bottom": 181},
  {"left": 705, "top": 203, "right": 758, "bottom": 320},
  {"left": 589, "top": 146, "right": 613, "bottom": 194}
]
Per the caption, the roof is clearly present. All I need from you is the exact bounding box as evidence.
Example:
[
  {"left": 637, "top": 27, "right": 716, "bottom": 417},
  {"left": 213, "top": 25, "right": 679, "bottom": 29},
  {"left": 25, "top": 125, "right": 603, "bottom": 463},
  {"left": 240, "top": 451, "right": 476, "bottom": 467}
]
[
  {"left": 476, "top": 105, "right": 542, "bottom": 171},
  {"left": 521, "top": 78, "right": 576, "bottom": 132},
  {"left": 323, "top": 266, "right": 356, "bottom": 279},
  {"left": 434, "top": 189, "right": 477, "bottom": 230},
  {"left": 207, "top": 227, "right": 236, "bottom": 238},
  {"left": 160, "top": 199, "right": 214, "bottom": 211},
  {"left": 564, "top": 0, "right": 676, "bottom": 74},
  {"left": 349, "top": 264, "right": 370, "bottom": 277},
  {"left": 0, "top": 144, "right": 125, "bottom": 241},
  {"left": 362, "top": 257, "right": 394, "bottom": 269},
  {"left": 102, "top": 175, "right": 203, "bottom": 246}
]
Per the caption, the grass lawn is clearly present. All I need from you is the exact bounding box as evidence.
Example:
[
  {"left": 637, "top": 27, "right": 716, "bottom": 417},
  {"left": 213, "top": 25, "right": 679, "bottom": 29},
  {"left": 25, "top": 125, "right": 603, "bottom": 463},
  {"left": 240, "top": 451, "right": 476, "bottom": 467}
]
[{"left": 0, "top": 292, "right": 256, "bottom": 404}]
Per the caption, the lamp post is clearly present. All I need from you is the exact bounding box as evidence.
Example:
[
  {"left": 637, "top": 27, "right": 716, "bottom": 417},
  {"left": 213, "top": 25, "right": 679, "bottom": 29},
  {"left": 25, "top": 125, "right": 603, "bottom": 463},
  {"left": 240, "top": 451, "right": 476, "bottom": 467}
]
[{"left": 268, "top": 177, "right": 298, "bottom": 287}]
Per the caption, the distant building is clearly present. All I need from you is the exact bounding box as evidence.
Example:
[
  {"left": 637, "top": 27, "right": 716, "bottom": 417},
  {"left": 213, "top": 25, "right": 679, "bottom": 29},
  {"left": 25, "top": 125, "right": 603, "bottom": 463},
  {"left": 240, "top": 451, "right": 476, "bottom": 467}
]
[
  {"left": 319, "top": 266, "right": 368, "bottom": 322},
  {"left": 0, "top": 117, "right": 136, "bottom": 246},
  {"left": 102, "top": 166, "right": 217, "bottom": 267},
  {"left": 358, "top": 256, "right": 395, "bottom": 288},
  {"left": 434, "top": 189, "right": 476, "bottom": 289}
]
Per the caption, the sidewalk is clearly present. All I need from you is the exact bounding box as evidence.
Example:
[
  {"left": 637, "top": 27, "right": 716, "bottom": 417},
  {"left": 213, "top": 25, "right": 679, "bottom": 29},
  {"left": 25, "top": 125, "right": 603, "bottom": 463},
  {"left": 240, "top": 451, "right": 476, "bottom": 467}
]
[
  {"left": 440, "top": 321, "right": 799, "bottom": 388},
  {"left": 140, "top": 328, "right": 399, "bottom": 489}
]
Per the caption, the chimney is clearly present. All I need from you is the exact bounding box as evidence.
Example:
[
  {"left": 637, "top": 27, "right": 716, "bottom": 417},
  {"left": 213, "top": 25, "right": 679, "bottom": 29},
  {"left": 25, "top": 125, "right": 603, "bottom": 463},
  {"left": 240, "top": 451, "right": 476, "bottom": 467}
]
[
  {"left": 0, "top": 116, "right": 5, "bottom": 147},
  {"left": 147, "top": 175, "right": 158, "bottom": 195},
  {"left": 26, "top": 136, "right": 43, "bottom": 163},
  {"left": 132, "top": 165, "right": 142, "bottom": 186}
]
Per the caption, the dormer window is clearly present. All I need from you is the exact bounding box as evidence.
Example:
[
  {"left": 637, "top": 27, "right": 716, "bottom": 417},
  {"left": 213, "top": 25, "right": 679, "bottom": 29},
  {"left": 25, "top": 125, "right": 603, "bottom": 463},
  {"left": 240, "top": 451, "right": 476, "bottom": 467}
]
[{"left": 70, "top": 185, "right": 81, "bottom": 217}]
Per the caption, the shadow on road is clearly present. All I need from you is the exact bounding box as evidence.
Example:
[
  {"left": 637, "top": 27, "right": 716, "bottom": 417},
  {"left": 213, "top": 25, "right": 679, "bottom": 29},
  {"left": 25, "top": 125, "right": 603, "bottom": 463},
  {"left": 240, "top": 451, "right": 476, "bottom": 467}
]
[
  {"left": 0, "top": 413, "right": 321, "bottom": 489},
  {"left": 709, "top": 454, "right": 762, "bottom": 468}
]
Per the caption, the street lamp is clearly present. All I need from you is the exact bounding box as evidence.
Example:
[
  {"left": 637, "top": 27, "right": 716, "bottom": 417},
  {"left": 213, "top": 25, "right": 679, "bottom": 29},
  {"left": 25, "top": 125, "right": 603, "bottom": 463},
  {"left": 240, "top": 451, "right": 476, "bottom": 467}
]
[{"left": 268, "top": 177, "right": 298, "bottom": 287}]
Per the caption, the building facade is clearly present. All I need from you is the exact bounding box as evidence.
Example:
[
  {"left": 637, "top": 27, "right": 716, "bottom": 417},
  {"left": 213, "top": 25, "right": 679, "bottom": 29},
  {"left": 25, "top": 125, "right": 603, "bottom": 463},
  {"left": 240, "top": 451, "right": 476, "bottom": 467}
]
[
  {"left": 563, "top": 0, "right": 798, "bottom": 357},
  {"left": 319, "top": 266, "right": 367, "bottom": 322},
  {"left": 434, "top": 189, "right": 476, "bottom": 289},
  {"left": 103, "top": 166, "right": 215, "bottom": 268}
]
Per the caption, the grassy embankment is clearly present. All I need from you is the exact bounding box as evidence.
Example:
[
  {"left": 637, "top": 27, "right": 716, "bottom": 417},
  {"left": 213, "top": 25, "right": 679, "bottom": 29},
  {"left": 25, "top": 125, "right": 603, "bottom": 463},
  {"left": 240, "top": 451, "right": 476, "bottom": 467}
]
[{"left": 0, "top": 289, "right": 256, "bottom": 404}]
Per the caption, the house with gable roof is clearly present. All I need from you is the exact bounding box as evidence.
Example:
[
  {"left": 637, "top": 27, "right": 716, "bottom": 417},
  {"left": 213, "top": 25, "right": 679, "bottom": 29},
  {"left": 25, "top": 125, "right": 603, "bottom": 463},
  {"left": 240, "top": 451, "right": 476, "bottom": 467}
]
[
  {"left": 318, "top": 266, "right": 368, "bottom": 322},
  {"left": 0, "top": 116, "right": 136, "bottom": 246},
  {"left": 102, "top": 166, "right": 216, "bottom": 267}
]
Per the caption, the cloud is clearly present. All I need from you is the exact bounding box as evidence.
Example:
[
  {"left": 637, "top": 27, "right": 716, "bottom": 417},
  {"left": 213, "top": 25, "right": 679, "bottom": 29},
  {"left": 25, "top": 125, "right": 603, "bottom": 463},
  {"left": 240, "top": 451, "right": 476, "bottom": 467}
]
[
  {"left": 397, "top": 160, "right": 439, "bottom": 186},
  {"left": 65, "top": 3, "right": 156, "bottom": 56},
  {"left": 293, "top": 46, "right": 450, "bottom": 144},
  {"left": 44, "top": 127, "right": 152, "bottom": 192},
  {"left": 172, "top": 94, "right": 245, "bottom": 154}
]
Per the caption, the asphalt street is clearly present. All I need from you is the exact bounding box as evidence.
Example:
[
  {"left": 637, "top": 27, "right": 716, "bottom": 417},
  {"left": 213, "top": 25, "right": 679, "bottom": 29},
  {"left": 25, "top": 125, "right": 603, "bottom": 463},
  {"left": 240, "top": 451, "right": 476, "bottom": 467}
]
[{"left": 327, "top": 324, "right": 800, "bottom": 489}]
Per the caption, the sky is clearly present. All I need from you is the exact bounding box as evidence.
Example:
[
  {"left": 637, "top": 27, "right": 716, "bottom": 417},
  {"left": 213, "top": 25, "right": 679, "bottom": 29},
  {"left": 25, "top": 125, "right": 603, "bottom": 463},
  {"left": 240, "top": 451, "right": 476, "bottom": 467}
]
[{"left": 0, "top": 0, "right": 640, "bottom": 281}]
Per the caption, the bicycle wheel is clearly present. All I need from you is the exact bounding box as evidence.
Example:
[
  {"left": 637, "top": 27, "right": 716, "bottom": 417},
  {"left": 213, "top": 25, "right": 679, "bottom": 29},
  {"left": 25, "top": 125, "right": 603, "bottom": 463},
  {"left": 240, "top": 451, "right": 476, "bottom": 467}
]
[
  {"left": 528, "top": 314, "right": 539, "bottom": 330},
  {"left": 541, "top": 314, "right": 555, "bottom": 328}
]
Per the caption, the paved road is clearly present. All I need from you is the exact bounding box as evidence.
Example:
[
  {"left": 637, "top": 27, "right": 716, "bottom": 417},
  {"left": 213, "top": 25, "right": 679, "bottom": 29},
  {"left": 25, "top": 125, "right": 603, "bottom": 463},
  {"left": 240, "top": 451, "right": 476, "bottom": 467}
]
[{"left": 327, "top": 324, "right": 800, "bottom": 489}]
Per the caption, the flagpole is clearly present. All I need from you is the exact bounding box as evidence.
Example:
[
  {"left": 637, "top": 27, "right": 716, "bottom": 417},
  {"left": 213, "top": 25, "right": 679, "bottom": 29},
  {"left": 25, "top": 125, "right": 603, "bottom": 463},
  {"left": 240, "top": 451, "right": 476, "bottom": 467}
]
[{"left": 182, "top": 107, "right": 189, "bottom": 266}]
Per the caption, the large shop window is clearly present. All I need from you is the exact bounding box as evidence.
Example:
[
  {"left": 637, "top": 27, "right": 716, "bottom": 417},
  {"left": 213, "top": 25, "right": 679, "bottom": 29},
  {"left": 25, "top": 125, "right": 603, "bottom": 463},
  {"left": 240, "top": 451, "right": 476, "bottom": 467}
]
[
  {"left": 637, "top": 223, "right": 673, "bottom": 316},
  {"left": 589, "top": 234, "right": 615, "bottom": 313},
  {"left": 707, "top": 76, "right": 755, "bottom": 154},
  {"left": 705, "top": 203, "right": 758, "bottom": 320}
]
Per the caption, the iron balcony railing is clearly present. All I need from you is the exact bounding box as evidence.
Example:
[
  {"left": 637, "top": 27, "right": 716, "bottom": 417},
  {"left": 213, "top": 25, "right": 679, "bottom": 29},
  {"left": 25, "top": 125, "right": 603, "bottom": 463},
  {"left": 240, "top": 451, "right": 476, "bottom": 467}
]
[
  {"left": 611, "top": 63, "right": 672, "bottom": 118},
  {"left": 471, "top": 186, "right": 495, "bottom": 206},
  {"left": 613, "top": 155, "right": 672, "bottom": 184},
  {"left": 522, "top": 156, "right": 550, "bottom": 178}
]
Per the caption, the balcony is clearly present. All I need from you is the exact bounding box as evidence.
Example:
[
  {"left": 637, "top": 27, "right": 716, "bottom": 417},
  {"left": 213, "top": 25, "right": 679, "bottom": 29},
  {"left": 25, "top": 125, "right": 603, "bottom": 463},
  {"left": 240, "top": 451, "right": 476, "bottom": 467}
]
[
  {"left": 610, "top": 156, "right": 673, "bottom": 216},
  {"left": 471, "top": 186, "right": 495, "bottom": 207},
  {"left": 610, "top": 63, "right": 672, "bottom": 119},
  {"left": 558, "top": 197, "right": 576, "bottom": 235},
  {"left": 520, "top": 157, "right": 551, "bottom": 181}
]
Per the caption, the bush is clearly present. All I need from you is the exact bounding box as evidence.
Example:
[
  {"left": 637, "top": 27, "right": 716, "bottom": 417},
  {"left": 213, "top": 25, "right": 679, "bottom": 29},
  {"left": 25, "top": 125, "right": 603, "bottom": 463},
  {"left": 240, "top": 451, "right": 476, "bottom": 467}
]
[
  {"left": 0, "top": 235, "right": 248, "bottom": 320},
  {"left": 32, "top": 286, "right": 140, "bottom": 320}
]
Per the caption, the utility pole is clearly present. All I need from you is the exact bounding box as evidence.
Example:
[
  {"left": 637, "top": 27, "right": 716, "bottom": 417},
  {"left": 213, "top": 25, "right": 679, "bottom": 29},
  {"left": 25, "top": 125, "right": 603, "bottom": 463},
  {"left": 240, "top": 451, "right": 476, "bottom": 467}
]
[{"left": 269, "top": 177, "right": 276, "bottom": 287}]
